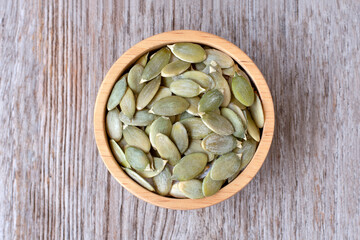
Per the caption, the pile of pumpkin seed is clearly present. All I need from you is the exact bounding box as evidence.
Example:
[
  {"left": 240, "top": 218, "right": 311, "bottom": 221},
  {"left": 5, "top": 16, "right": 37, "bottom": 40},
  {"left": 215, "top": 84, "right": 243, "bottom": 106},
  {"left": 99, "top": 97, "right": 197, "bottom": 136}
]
[{"left": 106, "top": 43, "right": 264, "bottom": 199}]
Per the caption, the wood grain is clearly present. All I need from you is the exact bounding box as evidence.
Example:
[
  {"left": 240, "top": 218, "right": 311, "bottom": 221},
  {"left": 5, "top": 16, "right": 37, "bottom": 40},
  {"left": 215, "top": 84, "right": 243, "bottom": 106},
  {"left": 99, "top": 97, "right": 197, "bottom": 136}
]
[{"left": 0, "top": 0, "right": 359, "bottom": 239}]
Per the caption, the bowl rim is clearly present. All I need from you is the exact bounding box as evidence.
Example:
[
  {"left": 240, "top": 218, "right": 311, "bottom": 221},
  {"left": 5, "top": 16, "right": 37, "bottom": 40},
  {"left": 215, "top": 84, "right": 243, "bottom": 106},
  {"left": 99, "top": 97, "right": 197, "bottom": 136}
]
[{"left": 94, "top": 30, "right": 275, "bottom": 210}]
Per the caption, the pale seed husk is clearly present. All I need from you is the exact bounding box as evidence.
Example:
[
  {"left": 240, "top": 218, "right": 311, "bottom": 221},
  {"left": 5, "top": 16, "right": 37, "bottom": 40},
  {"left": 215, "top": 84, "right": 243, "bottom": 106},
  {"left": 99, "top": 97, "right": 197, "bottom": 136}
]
[
  {"left": 210, "top": 71, "right": 231, "bottom": 107},
  {"left": 175, "top": 70, "right": 213, "bottom": 89},
  {"left": 210, "top": 152, "right": 241, "bottom": 180},
  {"left": 179, "top": 111, "right": 194, "bottom": 120},
  {"left": 244, "top": 109, "right": 260, "bottom": 142},
  {"left": 149, "top": 116, "right": 172, "bottom": 149},
  {"left": 107, "top": 74, "right": 128, "bottom": 111},
  {"left": 201, "top": 133, "right": 237, "bottom": 154},
  {"left": 194, "top": 62, "right": 206, "bottom": 71},
  {"left": 141, "top": 47, "right": 171, "bottom": 83},
  {"left": 135, "top": 52, "right": 149, "bottom": 67},
  {"left": 128, "top": 64, "right": 145, "bottom": 94},
  {"left": 123, "top": 125, "right": 151, "bottom": 153},
  {"left": 180, "top": 117, "right": 212, "bottom": 139},
  {"left": 153, "top": 166, "right": 172, "bottom": 195},
  {"left": 162, "top": 77, "right": 174, "bottom": 88},
  {"left": 155, "top": 133, "right": 181, "bottom": 166},
  {"left": 120, "top": 88, "right": 136, "bottom": 119},
  {"left": 186, "top": 97, "right": 200, "bottom": 116},
  {"left": 147, "top": 86, "right": 172, "bottom": 109},
  {"left": 231, "top": 72, "right": 254, "bottom": 107},
  {"left": 137, "top": 158, "right": 168, "bottom": 178},
  {"left": 249, "top": 93, "right": 264, "bottom": 128},
  {"left": 136, "top": 75, "right": 161, "bottom": 110},
  {"left": 106, "top": 108, "right": 123, "bottom": 141},
  {"left": 198, "top": 89, "right": 224, "bottom": 113},
  {"left": 172, "top": 153, "right": 207, "bottom": 181},
  {"left": 184, "top": 139, "right": 215, "bottom": 161},
  {"left": 125, "top": 146, "right": 150, "bottom": 171},
  {"left": 221, "top": 107, "right": 246, "bottom": 139},
  {"left": 201, "top": 112, "right": 234, "bottom": 135},
  {"left": 178, "top": 179, "right": 204, "bottom": 199},
  {"left": 161, "top": 60, "right": 191, "bottom": 77},
  {"left": 170, "top": 122, "right": 189, "bottom": 154},
  {"left": 203, "top": 49, "right": 234, "bottom": 68},
  {"left": 169, "top": 182, "right": 187, "bottom": 198},
  {"left": 119, "top": 109, "right": 157, "bottom": 126},
  {"left": 169, "top": 79, "right": 205, "bottom": 97},
  {"left": 109, "top": 139, "right": 131, "bottom": 168},
  {"left": 238, "top": 139, "right": 258, "bottom": 170},
  {"left": 150, "top": 96, "right": 190, "bottom": 116},
  {"left": 202, "top": 171, "right": 225, "bottom": 197},
  {"left": 122, "top": 167, "right": 154, "bottom": 192},
  {"left": 168, "top": 43, "right": 206, "bottom": 63}
]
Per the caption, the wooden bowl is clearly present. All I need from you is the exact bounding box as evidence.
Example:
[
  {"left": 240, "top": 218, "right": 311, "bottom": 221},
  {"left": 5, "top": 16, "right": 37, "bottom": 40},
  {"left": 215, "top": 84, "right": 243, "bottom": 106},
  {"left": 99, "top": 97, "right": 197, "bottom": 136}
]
[{"left": 94, "top": 30, "right": 275, "bottom": 210}]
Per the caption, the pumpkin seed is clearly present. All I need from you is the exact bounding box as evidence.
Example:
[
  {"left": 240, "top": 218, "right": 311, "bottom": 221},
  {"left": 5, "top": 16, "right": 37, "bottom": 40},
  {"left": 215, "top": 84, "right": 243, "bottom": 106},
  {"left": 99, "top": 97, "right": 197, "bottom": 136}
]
[
  {"left": 147, "top": 87, "right": 172, "bottom": 109},
  {"left": 172, "top": 153, "right": 207, "bottom": 181},
  {"left": 238, "top": 139, "right": 258, "bottom": 170},
  {"left": 155, "top": 133, "right": 181, "bottom": 165},
  {"left": 210, "top": 152, "right": 241, "bottom": 180},
  {"left": 202, "top": 171, "right": 225, "bottom": 197},
  {"left": 149, "top": 116, "right": 172, "bottom": 149},
  {"left": 149, "top": 96, "right": 189, "bottom": 116},
  {"left": 144, "top": 124, "right": 151, "bottom": 136},
  {"left": 118, "top": 137, "right": 128, "bottom": 149},
  {"left": 201, "top": 112, "right": 234, "bottom": 135},
  {"left": 162, "top": 77, "right": 174, "bottom": 88},
  {"left": 128, "top": 64, "right": 145, "bottom": 94},
  {"left": 109, "top": 139, "right": 131, "bottom": 168},
  {"left": 230, "top": 95, "right": 246, "bottom": 110},
  {"left": 179, "top": 111, "right": 194, "bottom": 120},
  {"left": 135, "top": 52, "right": 149, "bottom": 67},
  {"left": 170, "top": 122, "right": 189, "bottom": 154},
  {"left": 161, "top": 60, "right": 190, "bottom": 77},
  {"left": 197, "top": 164, "right": 211, "bottom": 179},
  {"left": 153, "top": 166, "right": 172, "bottom": 195},
  {"left": 222, "top": 65, "right": 235, "bottom": 76},
  {"left": 227, "top": 160, "right": 242, "bottom": 183},
  {"left": 178, "top": 179, "right": 204, "bottom": 199},
  {"left": 137, "top": 158, "right": 168, "bottom": 178},
  {"left": 209, "top": 60, "right": 222, "bottom": 74},
  {"left": 198, "top": 89, "right": 224, "bottom": 113},
  {"left": 250, "top": 93, "right": 264, "bottom": 128},
  {"left": 146, "top": 152, "right": 155, "bottom": 170},
  {"left": 180, "top": 117, "right": 212, "bottom": 139},
  {"left": 175, "top": 71, "right": 213, "bottom": 89},
  {"left": 119, "top": 109, "right": 157, "bottom": 126},
  {"left": 227, "top": 103, "right": 247, "bottom": 127},
  {"left": 186, "top": 97, "right": 200, "bottom": 115},
  {"left": 169, "top": 79, "right": 205, "bottom": 97},
  {"left": 168, "top": 43, "right": 206, "bottom": 63},
  {"left": 234, "top": 65, "right": 251, "bottom": 83},
  {"left": 201, "top": 133, "right": 237, "bottom": 154},
  {"left": 125, "top": 146, "right": 150, "bottom": 171},
  {"left": 231, "top": 72, "right": 254, "bottom": 107},
  {"left": 136, "top": 75, "right": 161, "bottom": 110},
  {"left": 122, "top": 168, "right": 154, "bottom": 192},
  {"left": 120, "top": 88, "right": 136, "bottom": 119},
  {"left": 221, "top": 107, "right": 246, "bottom": 139},
  {"left": 209, "top": 71, "right": 231, "bottom": 107},
  {"left": 169, "top": 182, "right": 187, "bottom": 198},
  {"left": 123, "top": 125, "right": 151, "bottom": 153},
  {"left": 106, "top": 108, "right": 122, "bottom": 141},
  {"left": 184, "top": 139, "right": 215, "bottom": 161},
  {"left": 203, "top": 49, "right": 234, "bottom": 68},
  {"left": 194, "top": 62, "right": 206, "bottom": 71},
  {"left": 107, "top": 74, "right": 128, "bottom": 111},
  {"left": 244, "top": 109, "right": 260, "bottom": 142},
  {"left": 141, "top": 47, "right": 171, "bottom": 83}
]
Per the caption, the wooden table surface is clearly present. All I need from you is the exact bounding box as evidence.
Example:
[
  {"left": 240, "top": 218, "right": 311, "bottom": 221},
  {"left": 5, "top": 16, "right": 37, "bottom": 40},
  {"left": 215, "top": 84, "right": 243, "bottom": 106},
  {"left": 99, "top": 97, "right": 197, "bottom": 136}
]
[{"left": 1, "top": 0, "right": 359, "bottom": 239}]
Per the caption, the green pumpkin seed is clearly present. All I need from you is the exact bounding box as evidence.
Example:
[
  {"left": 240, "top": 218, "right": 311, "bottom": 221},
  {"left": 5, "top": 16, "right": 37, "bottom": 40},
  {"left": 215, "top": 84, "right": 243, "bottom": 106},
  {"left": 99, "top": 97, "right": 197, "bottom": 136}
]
[
  {"left": 197, "top": 165, "right": 211, "bottom": 179},
  {"left": 227, "top": 161, "right": 242, "bottom": 183},
  {"left": 161, "top": 60, "right": 190, "bottom": 77},
  {"left": 135, "top": 52, "right": 149, "bottom": 67},
  {"left": 180, "top": 117, "right": 212, "bottom": 139},
  {"left": 250, "top": 93, "right": 264, "bottom": 128},
  {"left": 173, "top": 153, "right": 207, "bottom": 181},
  {"left": 141, "top": 47, "right": 171, "bottom": 83},
  {"left": 170, "top": 122, "right": 189, "bottom": 154},
  {"left": 120, "top": 88, "right": 136, "bottom": 119},
  {"left": 106, "top": 108, "right": 122, "bottom": 141},
  {"left": 201, "top": 133, "right": 237, "bottom": 154},
  {"left": 147, "top": 87, "right": 172, "bottom": 109},
  {"left": 119, "top": 109, "right": 157, "bottom": 126},
  {"left": 170, "top": 53, "right": 179, "bottom": 62},
  {"left": 201, "top": 112, "right": 234, "bottom": 135},
  {"left": 169, "top": 79, "right": 205, "bottom": 97},
  {"left": 178, "top": 179, "right": 204, "bottom": 199},
  {"left": 179, "top": 111, "right": 194, "bottom": 120},
  {"left": 230, "top": 95, "right": 246, "bottom": 110},
  {"left": 203, "top": 49, "right": 234, "bottom": 68},
  {"left": 198, "top": 89, "right": 224, "bottom": 113},
  {"left": 137, "top": 158, "right": 168, "bottom": 178},
  {"left": 155, "top": 133, "right": 181, "bottom": 165},
  {"left": 122, "top": 168, "right": 154, "bottom": 192},
  {"left": 162, "top": 77, "right": 174, "bottom": 88},
  {"left": 125, "top": 146, "right": 150, "bottom": 171},
  {"left": 222, "top": 65, "right": 235, "bottom": 76},
  {"left": 202, "top": 171, "right": 225, "bottom": 197},
  {"left": 144, "top": 124, "right": 151, "bottom": 135},
  {"left": 169, "top": 182, "right": 187, "bottom": 198},
  {"left": 244, "top": 109, "right": 260, "bottom": 142},
  {"left": 150, "top": 96, "right": 190, "bottom": 116},
  {"left": 175, "top": 71, "right": 213, "bottom": 89},
  {"left": 209, "top": 61, "right": 222, "bottom": 74},
  {"left": 210, "top": 71, "right": 231, "bottom": 107},
  {"left": 107, "top": 74, "right": 128, "bottom": 111},
  {"left": 136, "top": 75, "right": 161, "bottom": 110},
  {"left": 186, "top": 97, "right": 200, "bottom": 116},
  {"left": 168, "top": 43, "right": 206, "bottom": 63},
  {"left": 227, "top": 103, "right": 247, "bottom": 127},
  {"left": 234, "top": 65, "right": 251, "bottom": 83},
  {"left": 146, "top": 152, "right": 155, "bottom": 170},
  {"left": 123, "top": 125, "right": 151, "bottom": 153},
  {"left": 238, "top": 139, "right": 258, "bottom": 170},
  {"left": 231, "top": 72, "right": 254, "bottom": 107},
  {"left": 153, "top": 166, "right": 172, "bottom": 195},
  {"left": 210, "top": 152, "right": 241, "bottom": 180},
  {"left": 184, "top": 139, "right": 215, "bottom": 161},
  {"left": 194, "top": 62, "right": 206, "bottom": 71},
  {"left": 149, "top": 116, "right": 172, "bottom": 149},
  {"left": 221, "top": 107, "right": 246, "bottom": 139},
  {"left": 128, "top": 64, "right": 145, "bottom": 94},
  {"left": 109, "top": 139, "right": 131, "bottom": 168}
]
